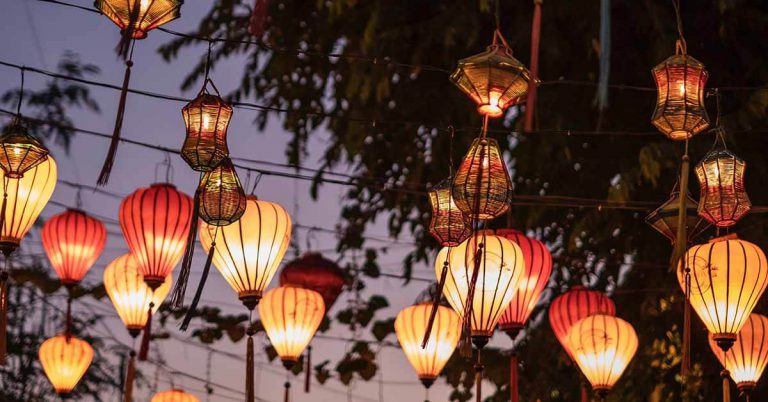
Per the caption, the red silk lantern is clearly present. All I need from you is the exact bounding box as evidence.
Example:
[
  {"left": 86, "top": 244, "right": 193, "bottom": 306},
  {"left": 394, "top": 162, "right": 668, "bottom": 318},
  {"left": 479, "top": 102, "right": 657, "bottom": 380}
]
[
  {"left": 548, "top": 286, "right": 616, "bottom": 360},
  {"left": 42, "top": 209, "right": 106, "bottom": 286},
  {"left": 279, "top": 252, "right": 346, "bottom": 310}
]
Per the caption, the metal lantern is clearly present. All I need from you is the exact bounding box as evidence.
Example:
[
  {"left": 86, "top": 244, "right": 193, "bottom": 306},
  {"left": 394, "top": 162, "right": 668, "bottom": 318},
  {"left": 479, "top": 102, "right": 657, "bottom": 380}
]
[
  {"left": 280, "top": 252, "right": 346, "bottom": 310},
  {"left": 42, "top": 209, "right": 106, "bottom": 286},
  {"left": 548, "top": 286, "right": 616, "bottom": 361},
  {"left": 198, "top": 158, "right": 246, "bottom": 226},
  {"left": 181, "top": 88, "right": 232, "bottom": 172},
  {"left": 695, "top": 149, "right": 751, "bottom": 227},
  {"left": 645, "top": 189, "right": 709, "bottom": 243},
  {"left": 95, "top": 0, "right": 183, "bottom": 40},
  {"left": 679, "top": 234, "right": 768, "bottom": 351},
  {"left": 0, "top": 120, "right": 48, "bottom": 178},
  {"left": 452, "top": 137, "right": 513, "bottom": 221},
  {"left": 151, "top": 388, "right": 200, "bottom": 402},
  {"left": 709, "top": 313, "right": 768, "bottom": 398},
  {"left": 427, "top": 178, "right": 472, "bottom": 247},
  {"left": 39, "top": 335, "right": 93, "bottom": 396},
  {"left": 450, "top": 31, "right": 533, "bottom": 118},
  {"left": 651, "top": 53, "right": 710, "bottom": 140}
]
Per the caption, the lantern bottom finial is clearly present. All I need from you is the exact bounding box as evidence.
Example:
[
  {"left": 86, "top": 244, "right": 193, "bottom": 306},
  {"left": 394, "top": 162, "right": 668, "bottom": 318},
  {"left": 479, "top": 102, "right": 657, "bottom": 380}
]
[
  {"left": 594, "top": 387, "right": 610, "bottom": 400},
  {"left": 143, "top": 276, "right": 166, "bottom": 291},
  {"left": 240, "top": 294, "right": 261, "bottom": 311},
  {"left": 282, "top": 358, "right": 296, "bottom": 371},
  {"left": 668, "top": 130, "right": 693, "bottom": 141},
  {"left": 500, "top": 324, "right": 522, "bottom": 340},
  {"left": 0, "top": 241, "right": 18, "bottom": 257},
  {"left": 478, "top": 104, "right": 504, "bottom": 118},
  {"left": 714, "top": 333, "right": 737, "bottom": 352},
  {"left": 127, "top": 327, "right": 142, "bottom": 339},
  {"left": 419, "top": 378, "right": 435, "bottom": 389},
  {"left": 738, "top": 382, "right": 756, "bottom": 396},
  {"left": 471, "top": 335, "right": 490, "bottom": 350}
]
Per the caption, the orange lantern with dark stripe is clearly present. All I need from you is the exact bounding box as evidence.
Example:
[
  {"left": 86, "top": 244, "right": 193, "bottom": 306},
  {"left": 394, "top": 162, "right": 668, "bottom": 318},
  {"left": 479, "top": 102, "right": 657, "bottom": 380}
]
[
  {"left": 151, "top": 388, "right": 200, "bottom": 402},
  {"left": 0, "top": 120, "right": 48, "bottom": 178},
  {"left": 42, "top": 209, "right": 106, "bottom": 286},
  {"left": 259, "top": 286, "right": 325, "bottom": 368},
  {"left": 39, "top": 335, "right": 93, "bottom": 396},
  {"left": 709, "top": 314, "right": 768, "bottom": 397},
  {"left": 548, "top": 286, "right": 616, "bottom": 360}
]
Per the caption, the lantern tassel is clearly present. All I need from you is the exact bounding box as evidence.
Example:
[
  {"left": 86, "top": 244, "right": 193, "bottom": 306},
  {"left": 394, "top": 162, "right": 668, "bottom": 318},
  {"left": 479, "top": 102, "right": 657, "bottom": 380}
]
[
  {"left": 510, "top": 352, "right": 519, "bottom": 402},
  {"left": 305, "top": 346, "right": 311, "bottom": 393},
  {"left": 180, "top": 241, "right": 215, "bottom": 331},
  {"left": 97, "top": 58, "right": 133, "bottom": 186},
  {"left": 0, "top": 187, "right": 8, "bottom": 236},
  {"left": 124, "top": 351, "right": 136, "bottom": 402},
  {"left": 284, "top": 381, "right": 291, "bottom": 402},
  {"left": 171, "top": 188, "right": 201, "bottom": 311},
  {"left": 0, "top": 271, "right": 7, "bottom": 366},
  {"left": 474, "top": 350, "right": 483, "bottom": 402},
  {"left": 246, "top": 329, "right": 255, "bottom": 402},
  {"left": 64, "top": 292, "right": 73, "bottom": 340},
  {"left": 422, "top": 259, "right": 449, "bottom": 348},
  {"left": 116, "top": 0, "right": 140, "bottom": 59},
  {"left": 580, "top": 381, "right": 588, "bottom": 402},
  {"left": 249, "top": 0, "right": 269, "bottom": 37},
  {"left": 722, "top": 370, "right": 731, "bottom": 402},
  {"left": 523, "top": 0, "right": 542, "bottom": 132},
  {"left": 138, "top": 302, "right": 154, "bottom": 361}
]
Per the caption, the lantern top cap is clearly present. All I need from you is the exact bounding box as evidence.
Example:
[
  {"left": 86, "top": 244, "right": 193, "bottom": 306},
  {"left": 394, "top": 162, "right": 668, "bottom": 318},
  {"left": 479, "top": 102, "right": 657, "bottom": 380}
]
[
  {"left": 709, "top": 233, "right": 739, "bottom": 243},
  {"left": 184, "top": 91, "right": 232, "bottom": 112},
  {"left": 149, "top": 182, "right": 177, "bottom": 189},
  {"left": 654, "top": 53, "right": 707, "bottom": 73},
  {"left": 701, "top": 148, "right": 743, "bottom": 163}
]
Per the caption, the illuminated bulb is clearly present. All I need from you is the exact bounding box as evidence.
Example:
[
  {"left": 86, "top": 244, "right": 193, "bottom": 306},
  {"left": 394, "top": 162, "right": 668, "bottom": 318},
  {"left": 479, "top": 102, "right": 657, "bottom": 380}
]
[
  {"left": 679, "top": 81, "right": 686, "bottom": 97},
  {"left": 202, "top": 113, "right": 213, "bottom": 131},
  {"left": 140, "top": 0, "right": 150, "bottom": 11}
]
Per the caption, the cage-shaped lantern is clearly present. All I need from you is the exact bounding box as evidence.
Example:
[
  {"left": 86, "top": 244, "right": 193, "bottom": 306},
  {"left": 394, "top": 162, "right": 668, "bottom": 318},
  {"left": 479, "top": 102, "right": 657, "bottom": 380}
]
[
  {"left": 259, "top": 286, "right": 325, "bottom": 368},
  {"left": 104, "top": 254, "right": 172, "bottom": 337},
  {"left": 395, "top": 303, "right": 460, "bottom": 389},
  {"left": 709, "top": 313, "right": 768, "bottom": 396},
  {"left": 0, "top": 156, "right": 57, "bottom": 255},
  {"left": 279, "top": 252, "right": 346, "bottom": 310},
  {"left": 181, "top": 89, "right": 232, "bottom": 172},
  {"left": 42, "top": 209, "right": 107, "bottom": 286},
  {"left": 198, "top": 158, "right": 246, "bottom": 226},
  {"left": 695, "top": 149, "right": 751, "bottom": 227},
  {"left": 119, "top": 183, "right": 193, "bottom": 290},
  {"left": 39, "top": 335, "right": 93, "bottom": 396},
  {"left": 651, "top": 53, "right": 710, "bottom": 140},
  {"left": 496, "top": 229, "right": 553, "bottom": 337},
  {"left": 199, "top": 196, "right": 291, "bottom": 310},
  {"left": 95, "top": 0, "right": 183, "bottom": 40},
  {"left": 645, "top": 190, "right": 710, "bottom": 243},
  {"left": 0, "top": 120, "right": 49, "bottom": 178},
  {"left": 452, "top": 137, "right": 513, "bottom": 220},
  {"left": 427, "top": 178, "right": 472, "bottom": 247},
  {"left": 679, "top": 234, "right": 768, "bottom": 351},
  {"left": 549, "top": 286, "right": 616, "bottom": 361},
  {"left": 151, "top": 388, "right": 200, "bottom": 402}
]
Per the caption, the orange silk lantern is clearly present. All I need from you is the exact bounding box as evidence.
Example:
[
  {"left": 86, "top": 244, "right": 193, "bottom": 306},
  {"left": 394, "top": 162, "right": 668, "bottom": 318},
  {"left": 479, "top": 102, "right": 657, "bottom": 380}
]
[
  {"left": 427, "top": 178, "right": 472, "bottom": 247},
  {"left": 0, "top": 120, "right": 48, "bottom": 178},
  {"left": 695, "top": 148, "right": 751, "bottom": 227},
  {"left": 151, "top": 388, "right": 200, "bottom": 402},
  {"left": 39, "top": 334, "right": 93, "bottom": 396},
  {"left": 280, "top": 252, "right": 346, "bottom": 310},
  {"left": 452, "top": 137, "right": 513, "bottom": 221},
  {"left": 651, "top": 49, "right": 710, "bottom": 140},
  {"left": 119, "top": 183, "right": 192, "bottom": 289},
  {"left": 259, "top": 286, "right": 325, "bottom": 368},
  {"left": 42, "top": 209, "right": 106, "bottom": 286},
  {"left": 709, "top": 314, "right": 768, "bottom": 397},
  {"left": 548, "top": 286, "right": 616, "bottom": 360}
]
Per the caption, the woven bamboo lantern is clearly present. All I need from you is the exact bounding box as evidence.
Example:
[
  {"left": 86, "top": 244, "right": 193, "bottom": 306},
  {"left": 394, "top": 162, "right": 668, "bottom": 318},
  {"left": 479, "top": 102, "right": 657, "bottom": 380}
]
[
  {"left": 151, "top": 388, "right": 200, "bottom": 402},
  {"left": 496, "top": 229, "right": 552, "bottom": 338},
  {"left": 452, "top": 137, "right": 513, "bottom": 221},
  {"left": 549, "top": 286, "right": 616, "bottom": 361},
  {"left": 259, "top": 286, "right": 325, "bottom": 368},
  {"left": 181, "top": 86, "right": 232, "bottom": 172},
  {"left": 679, "top": 234, "right": 768, "bottom": 351},
  {"left": 198, "top": 158, "right": 246, "bottom": 225},
  {"left": 0, "top": 120, "right": 48, "bottom": 178},
  {"left": 709, "top": 314, "right": 768, "bottom": 398},
  {"left": 567, "top": 314, "right": 638, "bottom": 398},
  {"left": 651, "top": 52, "right": 710, "bottom": 140},
  {"left": 95, "top": 0, "right": 183, "bottom": 40},
  {"left": 645, "top": 189, "right": 709, "bottom": 243},
  {"left": 39, "top": 334, "right": 93, "bottom": 396},
  {"left": 42, "top": 209, "right": 106, "bottom": 286},
  {"left": 280, "top": 252, "right": 346, "bottom": 310},
  {"left": 427, "top": 178, "right": 472, "bottom": 247},
  {"left": 695, "top": 149, "right": 751, "bottom": 227},
  {"left": 119, "top": 183, "right": 193, "bottom": 290}
]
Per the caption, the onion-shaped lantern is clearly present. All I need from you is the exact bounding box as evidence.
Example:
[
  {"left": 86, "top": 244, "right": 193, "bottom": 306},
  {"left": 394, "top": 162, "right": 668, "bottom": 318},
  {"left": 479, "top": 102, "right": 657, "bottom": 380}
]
[
  {"left": 198, "top": 158, "right": 246, "bottom": 225},
  {"left": 181, "top": 87, "right": 232, "bottom": 172},
  {"left": 200, "top": 196, "right": 291, "bottom": 310},
  {"left": 258, "top": 286, "right": 325, "bottom": 368},
  {"left": 651, "top": 52, "right": 710, "bottom": 140},
  {"left": 679, "top": 234, "right": 768, "bottom": 351},
  {"left": 0, "top": 120, "right": 48, "bottom": 178},
  {"left": 119, "top": 183, "right": 192, "bottom": 290},
  {"left": 395, "top": 303, "right": 460, "bottom": 389},
  {"left": 452, "top": 137, "right": 513, "bottom": 220},
  {"left": 645, "top": 189, "right": 709, "bottom": 243},
  {"left": 695, "top": 149, "right": 750, "bottom": 227},
  {"left": 95, "top": 0, "right": 183, "bottom": 40},
  {"left": 496, "top": 229, "right": 552, "bottom": 338},
  {"left": 567, "top": 314, "right": 638, "bottom": 398},
  {"left": 39, "top": 334, "right": 93, "bottom": 396},
  {"left": 427, "top": 178, "right": 472, "bottom": 247},
  {"left": 549, "top": 286, "right": 616, "bottom": 360},
  {"left": 42, "top": 209, "right": 106, "bottom": 286},
  {"left": 104, "top": 254, "right": 172, "bottom": 337},
  {"left": 151, "top": 388, "right": 200, "bottom": 402},
  {"left": 709, "top": 314, "right": 768, "bottom": 397},
  {"left": 279, "top": 252, "right": 346, "bottom": 310}
]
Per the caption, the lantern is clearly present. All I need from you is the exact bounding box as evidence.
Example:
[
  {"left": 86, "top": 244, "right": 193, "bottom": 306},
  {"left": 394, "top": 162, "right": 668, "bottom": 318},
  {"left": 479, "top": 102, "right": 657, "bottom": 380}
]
[
  {"left": 395, "top": 303, "right": 460, "bottom": 388},
  {"left": 679, "top": 234, "right": 768, "bottom": 351},
  {"left": 439, "top": 230, "right": 524, "bottom": 348},
  {"left": 645, "top": 189, "right": 709, "bottom": 243},
  {"left": 496, "top": 229, "right": 552, "bottom": 338},
  {"left": 258, "top": 286, "right": 325, "bottom": 368},
  {"left": 0, "top": 121, "right": 48, "bottom": 178},
  {"left": 695, "top": 149, "right": 751, "bottom": 227},
  {"left": 199, "top": 196, "right": 291, "bottom": 310},
  {"left": 427, "top": 178, "right": 472, "bottom": 247},
  {"left": 41, "top": 209, "right": 106, "bottom": 286},
  {"left": 651, "top": 53, "right": 710, "bottom": 140},
  {"left": 151, "top": 388, "right": 200, "bottom": 402},
  {"left": 549, "top": 286, "right": 616, "bottom": 360},
  {"left": 450, "top": 31, "right": 533, "bottom": 118},
  {"left": 181, "top": 88, "right": 232, "bottom": 172},
  {"left": 280, "top": 252, "right": 346, "bottom": 310},
  {"left": 119, "top": 183, "right": 192, "bottom": 289},
  {"left": 95, "top": 0, "right": 183, "bottom": 40},
  {"left": 567, "top": 314, "right": 638, "bottom": 397},
  {"left": 452, "top": 137, "right": 513, "bottom": 220},
  {"left": 709, "top": 314, "right": 768, "bottom": 397},
  {"left": 39, "top": 334, "right": 93, "bottom": 396},
  {"left": 0, "top": 156, "right": 57, "bottom": 255},
  {"left": 198, "top": 158, "right": 246, "bottom": 225}
]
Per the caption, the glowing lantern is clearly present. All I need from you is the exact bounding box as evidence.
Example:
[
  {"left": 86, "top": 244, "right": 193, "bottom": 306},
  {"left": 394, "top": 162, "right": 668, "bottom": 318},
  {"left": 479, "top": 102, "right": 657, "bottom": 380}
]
[
  {"left": 695, "top": 148, "right": 751, "bottom": 227},
  {"left": 645, "top": 189, "right": 709, "bottom": 243},
  {"left": 452, "top": 137, "right": 513, "bottom": 220},
  {"left": 395, "top": 303, "right": 460, "bottom": 388},
  {"left": 679, "top": 234, "right": 768, "bottom": 352},
  {"left": 0, "top": 120, "right": 48, "bottom": 178},
  {"left": 567, "top": 314, "right": 638, "bottom": 397},
  {"left": 651, "top": 52, "right": 710, "bottom": 140},
  {"left": 258, "top": 286, "right": 325, "bottom": 368},
  {"left": 95, "top": 0, "right": 183, "bottom": 40},
  {"left": 549, "top": 286, "right": 616, "bottom": 360},
  {"left": 280, "top": 252, "right": 346, "bottom": 310},
  {"left": 181, "top": 87, "right": 232, "bottom": 172},
  {"left": 41, "top": 209, "right": 106, "bottom": 286},
  {"left": 151, "top": 388, "right": 200, "bottom": 402},
  {"left": 496, "top": 229, "right": 552, "bottom": 337},
  {"left": 39, "top": 335, "right": 93, "bottom": 396},
  {"left": 200, "top": 196, "right": 291, "bottom": 310},
  {"left": 709, "top": 314, "right": 768, "bottom": 398},
  {"left": 119, "top": 183, "right": 192, "bottom": 290},
  {"left": 427, "top": 178, "right": 472, "bottom": 247},
  {"left": 198, "top": 158, "right": 246, "bottom": 225}
]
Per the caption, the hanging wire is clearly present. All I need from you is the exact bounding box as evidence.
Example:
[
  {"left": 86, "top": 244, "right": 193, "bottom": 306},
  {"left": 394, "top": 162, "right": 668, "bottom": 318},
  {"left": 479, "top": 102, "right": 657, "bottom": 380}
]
[
  {"left": 494, "top": 0, "right": 502, "bottom": 32},
  {"left": 671, "top": 0, "right": 687, "bottom": 53},
  {"left": 16, "top": 67, "right": 25, "bottom": 116}
]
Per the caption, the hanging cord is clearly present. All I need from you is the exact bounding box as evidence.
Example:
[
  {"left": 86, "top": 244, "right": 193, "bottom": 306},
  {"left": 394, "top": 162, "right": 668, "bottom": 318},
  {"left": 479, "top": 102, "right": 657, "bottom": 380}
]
[
  {"left": 181, "top": 226, "right": 219, "bottom": 331},
  {"left": 172, "top": 176, "right": 202, "bottom": 311},
  {"left": 205, "top": 350, "right": 214, "bottom": 401},
  {"left": 304, "top": 345, "right": 312, "bottom": 393},
  {"left": 64, "top": 286, "right": 73, "bottom": 340},
  {"left": 671, "top": 0, "right": 687, "bottom": 54},
  {"left": 283, "top": 372, "right": 291, "bottom": 402},
  {"left": 246, "top": 312, "right": 256, "bottom": 402},
  {"left": 204, "top": 40, "right": 214, "bottom": 83},
  {"left": 509, "top": 351, "right": 519, "bottom": 402},
  {"left": 123, "top": 348, "right": 137, "bottom": 402},
  {"left": 494, "top": 0, "right": 501, "bottom": 32},
  {"left": 138, "top": 300, "right": 155, "bottom": 361},
  {"left": 474, "top": 349, "right": 484, "bottom": 402},
  {"left": 524, "top": 0, "right": 543, "bottom": 132},
  {"left": 721, "top": 370, "right": 731, "bottom": 402},
  {"left": 16, "top": 67, "right": 25, "bottom": 117}
]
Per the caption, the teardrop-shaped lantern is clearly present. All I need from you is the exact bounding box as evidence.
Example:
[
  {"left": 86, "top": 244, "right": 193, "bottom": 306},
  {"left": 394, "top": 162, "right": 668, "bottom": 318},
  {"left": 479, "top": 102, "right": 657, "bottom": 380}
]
[
  {"left": 0, "top": 120, "right": 48, "bottom": 178},
  {"left": 104, "top": 254, "right": 172, "bottom": 337},
  {"left": 679, "top": 234, "right": 768, "bottom": 352},
  {"left": 549, "top": 286, "right": 616, "bottom": 361},
  {"left": 280, "top": 252, "right": 346, "bottom": 310},
  {"left": 645, "top": 189, "right": 709, "bottom": 243},
  {"left": 567, "top": 314, "right": 638, "bottom": 398},
  {"left": 198, "top": 158, "right": 246, "bottom": 226},
  {"left": 496, "top": 229, "right": 552, "bottom": 338},
  {"left": 695, "top": 148, "right": 750, "bottom": 227},
  {"left": 452, "top": 137, "right": 513, "bottom": 220},
  {"left": 259, "top": 286, "right": 325, "bottom": 368},
  {"left": 651, "top": 52, "right": 710, "bottom": 140},
  {"left": 151, "top": 388, "right": 200, "bottom": 402},
  {"left": 0, "top": 156, "right": 57, "bottom": 255},
  {"left": 427, "top": 178, "right": 472, "bottom": 247},
  {"left": 709, "top": 313, "right": 768, "bottom": 397},
  {"left": 181, "top": 88, "right": 232, "bottom": 172},
  {"left": 395, "top": 303, "right": 460, "bottom": 388},
  {"left": 39, "top": 334, "right": 93, "bottom": 396},
  {"left": 42, "top": 209, "right": 106, "bottom": 286},
  {"left": 119, "top": 183, "right": 193, "bottom": 289},
  {"left": 95, "top": 0, "right": 183, "bottom": 40},
  {"left": 199, "top": 196, "right": 291, "bottom": 310}
]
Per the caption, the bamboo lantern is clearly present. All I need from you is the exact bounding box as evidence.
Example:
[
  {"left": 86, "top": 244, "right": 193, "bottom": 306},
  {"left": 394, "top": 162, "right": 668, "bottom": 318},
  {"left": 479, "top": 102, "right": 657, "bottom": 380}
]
[
  {"left": 695, "top": 149, "right": 751, "bottom": 227},
  {"left": 452, "top": 137, "right": 513, "bottom": 221},
  {"left": 679, "top": 234, "right": 768, "bottom": 352},
  {"left": 119, "top": 183, "right": 192, "bottom": 290},
  {"left": 645, "top": 189, "right": 709, "bottom": 243},
  {"left": 280, "top": 252, "right": 346, "bottom": 310},
  {"left": 0, "top": 120, "right": 48, "bottom": 178},
  {"left": 198, "top": 158, "right": 246, "bottom": 225},
  {"left": 450, "top": 30, "right": 533, "bottom": 118},
  {"left": 181, "top": 87, "right": 232, "bottom": 172},
  {"left": 41, "top": 209, "right": 106, "bottom": 286},
  {"left": 496, "top": 229, "right": 552, "bottom": 338},
  {"left": 549, "top": 286, "right": 616, "bottom": 361},
  {"left": 39, "top": 334, "right": 93, "bottom": 396},
  {"left": 95, "top": 0, "right": 182, "bottom": 41},
  {"left": 258, "top": 286, "right": 325, "bottom": 368},
  {"left": 151, "top": 388, "right": 200, "bottom": 402},
  {"left": 709, "top": 314, "right": 768, "bottom": 398},
  {"left": 651, "top": 52, "right": 710, "bottom": 140},
  {"left": 567, "top": 314, "right": 638, "bottom": 398},
  {"left": 199, "top": 196, "right": 291, "bottom": 310},
  {"left": 427, "top": 178, "right": 472, "bottom": 247},
  {"left": 395, "top": 303, "right": 460, "bottom": 388}
]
